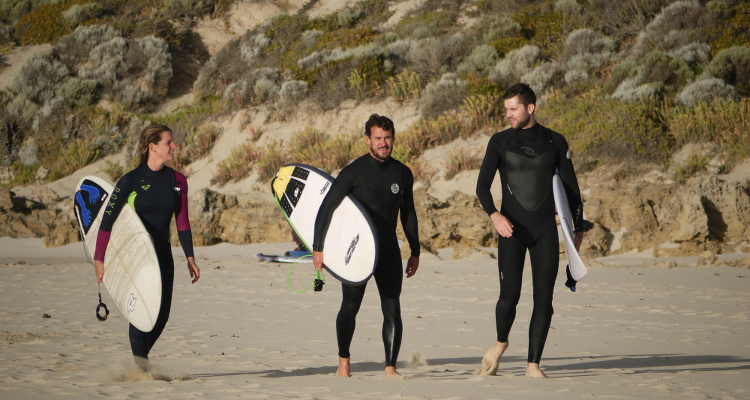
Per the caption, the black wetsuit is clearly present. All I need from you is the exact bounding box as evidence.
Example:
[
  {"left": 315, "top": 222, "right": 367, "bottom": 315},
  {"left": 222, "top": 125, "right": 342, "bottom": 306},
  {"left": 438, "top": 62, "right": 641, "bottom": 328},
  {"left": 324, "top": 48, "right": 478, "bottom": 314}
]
[
  {"left": 313, "top": 154, "right": 420, "bottom": 367},
  {"left": 476, "top": 123, "right": 582, "bottom": 364},
  {"left": 94, "top": 164, "right": 194, "bottom": 360}
]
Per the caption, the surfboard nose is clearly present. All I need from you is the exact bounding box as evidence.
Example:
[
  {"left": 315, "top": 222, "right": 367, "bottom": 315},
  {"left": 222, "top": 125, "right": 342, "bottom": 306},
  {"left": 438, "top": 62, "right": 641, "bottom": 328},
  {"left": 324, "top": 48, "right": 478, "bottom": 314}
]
[{"left": 272, "top": 166, "right": 296, "bottom": 198}]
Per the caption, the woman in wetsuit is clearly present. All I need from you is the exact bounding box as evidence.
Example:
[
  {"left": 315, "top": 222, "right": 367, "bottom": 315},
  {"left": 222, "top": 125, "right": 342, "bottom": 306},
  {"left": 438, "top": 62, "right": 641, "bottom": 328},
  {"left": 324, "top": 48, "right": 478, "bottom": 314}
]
[
  {"left": 93, "top": 124, "right": 200, "bottom": 373},
  {"left": 475, "top": 83, "right": 584, "bottom": 377}
]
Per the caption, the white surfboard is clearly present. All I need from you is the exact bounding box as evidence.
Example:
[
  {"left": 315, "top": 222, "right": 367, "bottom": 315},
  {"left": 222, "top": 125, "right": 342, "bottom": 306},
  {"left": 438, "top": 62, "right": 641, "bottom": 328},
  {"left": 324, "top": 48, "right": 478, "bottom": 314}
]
[
  {"left": 272, "top": 164, "right": 378, "bottom": 286},
  {"left": 552, "top": 173, "right": 587, "bottom": 282},
  {"left": 74, "top": 175, "right": 161, "bottom": 332}
]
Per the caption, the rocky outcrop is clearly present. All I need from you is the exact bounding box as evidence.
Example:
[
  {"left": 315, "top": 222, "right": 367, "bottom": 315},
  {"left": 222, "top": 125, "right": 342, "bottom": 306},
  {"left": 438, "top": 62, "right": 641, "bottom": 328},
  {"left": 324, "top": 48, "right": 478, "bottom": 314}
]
[
  {"left": 4, "top": 170, "right": 750, "bottom": 261},
  {"left": 580, "top": 172, "right": 750, "bottom": 258},
  {"left": 0, "top": 187, "right": 78, "bottom": 247}
]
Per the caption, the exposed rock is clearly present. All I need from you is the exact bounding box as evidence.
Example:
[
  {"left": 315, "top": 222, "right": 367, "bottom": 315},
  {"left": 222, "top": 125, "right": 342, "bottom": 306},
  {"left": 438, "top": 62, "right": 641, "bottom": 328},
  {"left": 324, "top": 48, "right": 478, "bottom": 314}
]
[
  {"left": 664, "top": 260, "right": 678, "bottom": 269},
  {"left": 35, "top": 166, "right": 49, "bottom": 182},
  {"left": 0, "top": 187, "right": 14, "bottom": 211},
  {"left": 697, "top": 250, "right": 718, "bottom": 267},
  {"left": 404, "top": 189, "right": 494, "bottom": 259},
  {"left": 185, "top": 188, "right": 239, "bottom": 246}
]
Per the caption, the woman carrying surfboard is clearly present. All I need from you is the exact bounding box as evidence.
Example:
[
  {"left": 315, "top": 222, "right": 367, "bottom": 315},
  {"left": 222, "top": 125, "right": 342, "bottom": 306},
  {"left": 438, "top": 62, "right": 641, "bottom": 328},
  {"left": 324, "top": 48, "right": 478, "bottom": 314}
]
[
  {"left": 93, "top": 124, "right": 200, "bottom": 373},
  {"left": 475, "top": 83, "right": 584, "bottom": 378}
]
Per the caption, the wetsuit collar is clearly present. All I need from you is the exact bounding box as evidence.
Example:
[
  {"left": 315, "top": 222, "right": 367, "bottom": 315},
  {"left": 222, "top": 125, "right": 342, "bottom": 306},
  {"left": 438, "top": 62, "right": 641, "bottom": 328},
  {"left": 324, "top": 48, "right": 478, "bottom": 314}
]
[
  {"left": 141, "top": 163, "right": 169, "bottom": 178},
  {"left": 514, "top": 123, "right": 542, "bottom": 142},
  {"left": 366, "top": 153, "right": 393, "bottom": 169}
]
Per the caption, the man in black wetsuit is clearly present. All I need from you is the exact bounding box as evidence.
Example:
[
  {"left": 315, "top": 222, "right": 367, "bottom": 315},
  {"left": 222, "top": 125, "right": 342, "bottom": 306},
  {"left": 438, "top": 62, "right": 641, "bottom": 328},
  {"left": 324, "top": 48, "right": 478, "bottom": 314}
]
[
  {"left": 475, "top": 83, "right": 584, "bottom": 378},
  {"left": 312, "top": 114, "right": 420, "bottom": 379}
]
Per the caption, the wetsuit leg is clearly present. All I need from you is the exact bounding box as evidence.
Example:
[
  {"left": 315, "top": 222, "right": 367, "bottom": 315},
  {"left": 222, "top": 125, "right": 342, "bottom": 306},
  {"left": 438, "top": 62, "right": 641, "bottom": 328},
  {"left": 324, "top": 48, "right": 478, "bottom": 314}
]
[
  {"left": 130, "top": 245, "right": 174, "bottom": 359},
  {"left": 372, "top": 251, "right": 403, "bottom": 367},
  {"left": 527, "top": 229, "right": 559, "bottom": 363},
  {"left": 336, "top": 282, "right": 366, "bottom": 359},
  {"left": 495, "top": 234, "right": 528, "bottom": 342}
]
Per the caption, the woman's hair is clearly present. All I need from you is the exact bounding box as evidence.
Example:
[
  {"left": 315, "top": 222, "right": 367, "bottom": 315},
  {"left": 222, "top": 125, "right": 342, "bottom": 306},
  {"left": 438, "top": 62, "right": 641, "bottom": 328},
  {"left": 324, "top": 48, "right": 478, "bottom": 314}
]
[{"left": 137, "top": 124, "right": 172, "bottom": 166}]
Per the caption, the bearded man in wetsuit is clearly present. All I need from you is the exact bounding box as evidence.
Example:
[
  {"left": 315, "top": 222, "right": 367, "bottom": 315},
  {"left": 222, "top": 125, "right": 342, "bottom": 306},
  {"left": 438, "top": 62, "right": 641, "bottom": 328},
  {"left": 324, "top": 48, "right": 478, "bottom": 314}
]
[
  {"left": 312, "top": 114, "right": 420, "bottom": 379},
  {"left": 475, "top": 83, "right": 584, "bottom": 378}
]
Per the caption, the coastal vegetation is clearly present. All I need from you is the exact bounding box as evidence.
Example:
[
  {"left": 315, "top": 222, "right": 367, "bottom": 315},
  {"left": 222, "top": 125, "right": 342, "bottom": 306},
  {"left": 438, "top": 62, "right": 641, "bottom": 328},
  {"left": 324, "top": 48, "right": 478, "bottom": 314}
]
[{"left": 1, "top": 0, "right": 749, "bottom": 187}]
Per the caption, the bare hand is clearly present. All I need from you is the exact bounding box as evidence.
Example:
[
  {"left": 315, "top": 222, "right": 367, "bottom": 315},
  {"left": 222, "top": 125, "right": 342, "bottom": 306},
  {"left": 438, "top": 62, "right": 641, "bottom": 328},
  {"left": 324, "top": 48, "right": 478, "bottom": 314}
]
[
  {"left": 312, "top": 251, "right": 324, "bottom": 271},
  {"left": 187, "top": 257, "right": 200, "bottom": 284},
  {"left": 490, "top": 212, "right": 513, "bottom": 238},
  {"left": 574, "top": 231, "right": 584, "bottom": 252},
  {"left": 94, "top": 260, "right": 104, "bottom": 283},
  {"left": 405, "top": 256, "right": 419, "bottom": 278}
]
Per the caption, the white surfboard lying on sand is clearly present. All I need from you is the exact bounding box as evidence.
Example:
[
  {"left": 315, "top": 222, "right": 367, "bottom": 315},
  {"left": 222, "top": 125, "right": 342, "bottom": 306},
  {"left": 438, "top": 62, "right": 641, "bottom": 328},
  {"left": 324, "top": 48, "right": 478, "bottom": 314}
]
[
  {"left": 552, "top": 173, "right": 587, "bottom": 282},
  {"left": 74, "top": 175, "right": 161, "bottom": 332},
  {"left": 272, "top": 164, "right": 378, "bottom": 286}
]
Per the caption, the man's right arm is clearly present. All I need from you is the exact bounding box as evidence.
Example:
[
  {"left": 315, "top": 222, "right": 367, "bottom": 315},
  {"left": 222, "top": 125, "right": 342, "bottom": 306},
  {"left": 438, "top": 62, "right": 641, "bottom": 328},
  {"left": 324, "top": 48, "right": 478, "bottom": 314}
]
[{"left": 476, "top": 134, "right": 500, "bottom": 216}]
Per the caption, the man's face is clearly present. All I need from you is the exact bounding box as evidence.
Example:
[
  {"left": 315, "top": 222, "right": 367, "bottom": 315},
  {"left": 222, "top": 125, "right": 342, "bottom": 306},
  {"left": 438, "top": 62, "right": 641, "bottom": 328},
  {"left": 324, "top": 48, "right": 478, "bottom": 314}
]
[
  {"left": 504, "top": 96, "right": 535, "bottom": 129},
  {"left": 366, "top": 126, "right": 394, "bottom": 161}
]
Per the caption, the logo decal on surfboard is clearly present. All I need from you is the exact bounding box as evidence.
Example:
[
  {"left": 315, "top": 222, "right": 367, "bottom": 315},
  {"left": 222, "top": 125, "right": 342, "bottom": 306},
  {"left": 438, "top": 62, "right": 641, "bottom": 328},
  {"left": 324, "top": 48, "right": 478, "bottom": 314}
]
[
  {"left": 345, "top": 234, "right": 360, "bottom": 265},
  {"left": 321, "top": 181, "right": 330, "bottom": 194},
  {"left": 127, "top": 293, "right": 138, "bottom": 313}
]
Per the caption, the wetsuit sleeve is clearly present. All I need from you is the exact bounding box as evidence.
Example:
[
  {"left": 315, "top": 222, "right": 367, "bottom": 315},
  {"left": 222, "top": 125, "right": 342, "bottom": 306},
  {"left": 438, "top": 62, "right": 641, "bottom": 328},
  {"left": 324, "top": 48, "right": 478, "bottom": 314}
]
[
  {"left": 94, "top": 173, "right": 134, "bottom": 261},
  {"left": 476, "top": 133, "right": 501, "bottom": 216},
  {"left": 312, "top": 168, "right": 356, "bottom": 252},
  {"left": 555, "top": 134, "right": 584, "bottom": 232},
  {"left": 174, "top": 172, "right": 194, "bottom": 258},
  {"left": 399, "top": 166, "right": 420, "bottom": 257}
]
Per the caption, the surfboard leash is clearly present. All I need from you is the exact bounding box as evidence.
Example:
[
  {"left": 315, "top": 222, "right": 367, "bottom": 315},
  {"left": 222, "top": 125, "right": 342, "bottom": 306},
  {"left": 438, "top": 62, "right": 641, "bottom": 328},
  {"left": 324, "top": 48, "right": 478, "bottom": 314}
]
[
  {"left": 287, "top": 255, "right": 326, "bottom": 293},
  {"left": 96, "top": 283, "right": 109, "bottom": 321}
]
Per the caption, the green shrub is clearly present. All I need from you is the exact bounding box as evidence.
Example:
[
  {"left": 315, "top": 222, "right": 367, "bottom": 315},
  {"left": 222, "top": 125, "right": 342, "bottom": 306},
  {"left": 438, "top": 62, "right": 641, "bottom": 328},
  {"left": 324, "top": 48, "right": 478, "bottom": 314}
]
[
  {"left": 666, "top": 97, "right": 750, "bottom": 166},
  {"left": 387, "top": 69, "right": 421, "bottom": 103},
  {"left": 709, "top": 2, "right": 750, "bottom": 53},
  {"left": 394, "top": 10, "right": 456, "bottom": 39},
  {"left": 9, "top": 50, "right": 69, "bottom": 104},
  {"left": 255, "top": 142, "right": 289, "bottom": 182},
  {"left": 407, "top": 34, "right": 469, "bottom": 80},
  {"left": 676, "top": 77, "right": 738, "bottom": 107},
  {"left": 54, "top": 24, "right": 121, "bottom": 68},
  {"left": 442, "top": 148, "right": 483, "bottom": 179},
  {"left": 488, "top": 44, "right": 542, "bottom": 88},
  {"left": 59, "top": 138, "right": 99, "bottom": 175},
  {"left": 420, "top": 73, "right": 467, "bottom": 118},
  {"left": 212, "top": 141, "right": 261, "bottom": 185},
  {"left": 675, "top": 150, "right": 712, "bottom": 181},
  {"left": 62, "top": 2, "right": 101, "bottom": 26},
  {"left": 60, "top": 77, "right": 99, "bottom": 108},
  {"left": 102, "top": 160, "right": 124, "bottom": 182},
  {"left": 705, "top": 46, "right": 750, "bottom": 96},
  {"left": 457, "top": 45, "right": 500, "bottom": 75},
  {"left": 539, "top": 90, "right": 672, "bottom": 169}
]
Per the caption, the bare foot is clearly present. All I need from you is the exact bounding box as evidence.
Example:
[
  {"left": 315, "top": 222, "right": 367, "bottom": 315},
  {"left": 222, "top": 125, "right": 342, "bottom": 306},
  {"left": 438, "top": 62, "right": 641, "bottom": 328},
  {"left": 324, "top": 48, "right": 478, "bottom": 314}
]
[
  {"left": 478, "top": 341, "right": 508, "bottom": 375},
  {"left": 337, "top": 357, "right": 351, "bottom": 377},
  {"left": 385, "top": 366, "right": 406, "bottom": 380},
  {"left": 525, "top": 362, "right": 548, "bottom": 378},
  {"left": 133, "top": 356, "right": 152, "bottom": 377}
]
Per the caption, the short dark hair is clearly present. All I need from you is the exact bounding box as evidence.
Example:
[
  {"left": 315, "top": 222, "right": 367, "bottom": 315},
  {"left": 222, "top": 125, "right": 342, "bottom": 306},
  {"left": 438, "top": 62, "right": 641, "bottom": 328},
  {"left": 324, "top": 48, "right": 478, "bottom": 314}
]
[
  {"left": 364, "top": 114, "right": 395, "bottom": 137},
  {"left": 503, "top": 83, "right": 536, "bottom": 106}
]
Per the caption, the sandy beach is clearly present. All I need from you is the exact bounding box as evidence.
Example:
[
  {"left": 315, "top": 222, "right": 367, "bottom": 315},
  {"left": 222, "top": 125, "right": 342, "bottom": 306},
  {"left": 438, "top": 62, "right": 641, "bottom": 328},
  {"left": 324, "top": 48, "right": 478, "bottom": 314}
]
[{"left": 1, "top": 237, "right": 748, "bottom": 400}]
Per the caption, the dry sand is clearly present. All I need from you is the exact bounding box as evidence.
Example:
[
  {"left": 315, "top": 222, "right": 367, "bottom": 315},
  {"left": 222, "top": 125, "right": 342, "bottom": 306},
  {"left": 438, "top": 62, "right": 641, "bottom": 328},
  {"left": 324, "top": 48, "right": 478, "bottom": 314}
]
[{"left": 1, "top": 237, "right": 749, "bottom": 400}]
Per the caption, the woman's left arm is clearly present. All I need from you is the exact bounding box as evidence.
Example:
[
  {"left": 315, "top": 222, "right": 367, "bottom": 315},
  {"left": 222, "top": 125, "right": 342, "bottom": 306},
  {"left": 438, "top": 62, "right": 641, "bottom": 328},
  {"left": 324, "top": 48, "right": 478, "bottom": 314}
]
[{"left": 175, "top": 172, "right": 200, "bottom": 284}]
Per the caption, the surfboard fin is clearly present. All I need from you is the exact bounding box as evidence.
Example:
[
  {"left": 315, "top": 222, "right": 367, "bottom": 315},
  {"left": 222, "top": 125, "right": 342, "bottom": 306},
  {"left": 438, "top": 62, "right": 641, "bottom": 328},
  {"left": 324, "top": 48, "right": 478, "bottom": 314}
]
[{"left": 565, "top": 265, "right": 577, "bottom": 292}]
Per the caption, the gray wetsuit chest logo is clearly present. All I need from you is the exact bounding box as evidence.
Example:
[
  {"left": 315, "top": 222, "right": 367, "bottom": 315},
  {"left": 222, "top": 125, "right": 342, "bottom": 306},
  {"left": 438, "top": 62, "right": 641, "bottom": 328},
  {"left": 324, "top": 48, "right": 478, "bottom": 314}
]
[{"left": 391, "top": 184, "right": 399, "bottom": 194}]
